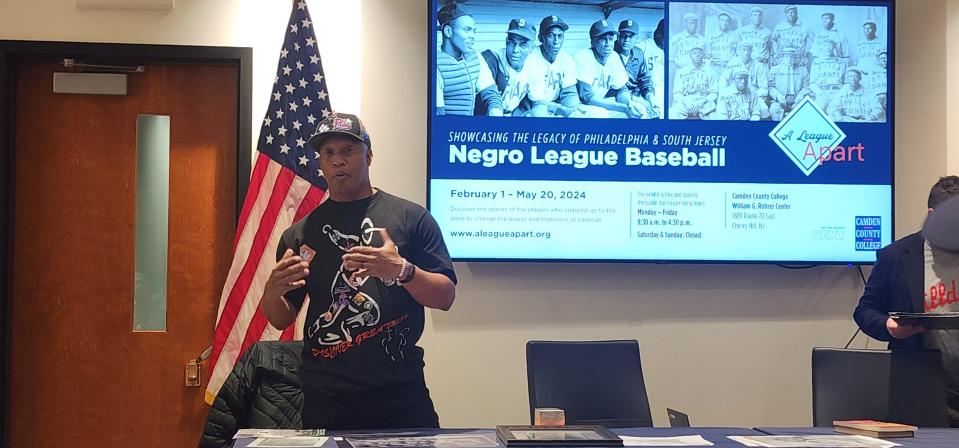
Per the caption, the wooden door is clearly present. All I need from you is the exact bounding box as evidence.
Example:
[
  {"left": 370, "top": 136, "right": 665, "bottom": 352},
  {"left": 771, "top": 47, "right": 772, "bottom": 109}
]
[{"left": 8, "top": 59, "right": 237, "bottom": 447}]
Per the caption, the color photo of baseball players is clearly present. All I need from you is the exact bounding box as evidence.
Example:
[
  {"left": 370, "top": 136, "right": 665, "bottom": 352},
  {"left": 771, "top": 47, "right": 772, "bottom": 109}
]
[
  {"left": 667, "top": 3, "right": 888, "bottom": 122},
  {"left": 435, "top": 0, "right": 665, "bottom": 119}
]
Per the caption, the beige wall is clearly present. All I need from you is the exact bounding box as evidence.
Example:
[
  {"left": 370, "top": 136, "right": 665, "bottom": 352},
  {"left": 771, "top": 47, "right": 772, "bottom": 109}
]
[{"left": 1, "top": 0, "right": 954, "bottom": 429}]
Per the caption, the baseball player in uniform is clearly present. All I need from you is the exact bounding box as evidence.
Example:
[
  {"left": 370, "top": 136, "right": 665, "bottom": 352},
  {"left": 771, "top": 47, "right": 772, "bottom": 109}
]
[
  {"left": 809, "top": 38, "right": 847, "bottom": 111},
  {"left": 707, "top": 13, "right": 738, "bottom": 73},
  {"left": 717, "top": 68, "right": 764, "bottom": 121},
  {"left": 772, "top": 5, "right": 810, "bottom": 68},
  {"left": 827, "top": 66, "right": 880, "bottom": 122},
  {"left": 768, "top": 46, "right": 812, "bottom": 120},
  {"left": 616, "top": 19, "right": 657, "bottom": 118},
  {"left": 436, "top": 3, "right": 503, "bottom": 116},
  {"left": 670, "top": 12, "right": 706, "bottom": 69},
  {"left": 813, "top": 12, "right": 849, "bottom": 64},
  {"left": 737, "top": 6, "right": 772, "bottom": 65},
  {"left": 480, "top": 18, "right": 536, "bottom": 116},
  {"left": 866, "top": 50, "right": 887, "bottom": 97},
  {"left": 525, "top": 15, "right": 599, "bottom": 118},
  {"left": 720, "top": 41, "right": 770, "bottom": 118},
  {"left": 575, "top": 20, "right": 643, "bottom": 118},
  {"left": 857, "top": 20, "right": 886, "bottom": 78},
  {"left": 670, "top": 44, "right": 719, "bottom": 119},
  {"left": 636, "top": 19, "right": 666, "bottom": 116}
]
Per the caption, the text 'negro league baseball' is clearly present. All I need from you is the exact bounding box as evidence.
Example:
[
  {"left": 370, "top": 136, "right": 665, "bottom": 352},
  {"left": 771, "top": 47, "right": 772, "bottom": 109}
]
[{"left": 448, "top": 131, "right": 733, "bottom": 168}]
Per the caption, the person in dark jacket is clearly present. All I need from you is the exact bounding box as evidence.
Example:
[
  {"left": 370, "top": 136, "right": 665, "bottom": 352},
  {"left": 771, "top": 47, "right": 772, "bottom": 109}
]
[{"left": 854, "top": 175, "right": 959, "bottom": 426}]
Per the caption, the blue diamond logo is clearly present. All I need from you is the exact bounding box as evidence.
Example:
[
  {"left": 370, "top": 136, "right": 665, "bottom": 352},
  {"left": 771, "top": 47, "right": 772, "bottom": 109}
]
[{"left": 769, "top": 97, "right": 846, "bottom": 176}]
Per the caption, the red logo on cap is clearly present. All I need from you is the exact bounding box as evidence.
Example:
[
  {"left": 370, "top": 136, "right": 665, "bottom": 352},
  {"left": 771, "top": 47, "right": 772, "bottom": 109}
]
[{"left": 332, "top": 117, "right": 353, "bottom": 130}]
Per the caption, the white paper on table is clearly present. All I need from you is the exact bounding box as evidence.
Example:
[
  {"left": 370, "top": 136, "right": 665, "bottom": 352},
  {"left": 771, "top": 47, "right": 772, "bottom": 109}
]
[
  {"left": 619, "top": 435, "right": 714, "bottom": 446},
  {"left": 727, "top": 435, "right": 900, "bottom": 448},
  {"left": 247, "top": 436, "right": 329, "bottom": 447},
  {"left": 235, "top": 429, "right": 326, "bottom": 439}
]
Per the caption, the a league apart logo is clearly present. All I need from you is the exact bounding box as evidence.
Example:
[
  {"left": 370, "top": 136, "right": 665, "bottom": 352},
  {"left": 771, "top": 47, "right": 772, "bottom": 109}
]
[{"left": 769, "top": 97, "right": 846, "bottom": 176}]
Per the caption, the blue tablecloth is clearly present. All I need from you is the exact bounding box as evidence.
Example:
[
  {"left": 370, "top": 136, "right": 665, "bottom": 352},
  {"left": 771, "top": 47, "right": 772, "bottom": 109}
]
[
  {"left": 756, "top": 427, "right": 959, "bottom": 448},
  {"left": 233, "top": 427, "right": 765, "bottom": 448}
]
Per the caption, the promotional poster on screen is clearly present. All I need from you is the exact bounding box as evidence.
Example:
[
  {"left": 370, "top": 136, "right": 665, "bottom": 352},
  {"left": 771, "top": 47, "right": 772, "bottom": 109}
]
[{"left": 429, "top": 0, "right": 893, "bottom": 263}]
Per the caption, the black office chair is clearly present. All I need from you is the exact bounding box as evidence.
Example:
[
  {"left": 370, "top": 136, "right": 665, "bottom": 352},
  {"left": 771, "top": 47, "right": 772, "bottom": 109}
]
[
  {"left": 811, "top": 347, "right": 949, "bottom": 427},
  {"left": 526, "top": 340, "right": 653, "bottom": 428}
]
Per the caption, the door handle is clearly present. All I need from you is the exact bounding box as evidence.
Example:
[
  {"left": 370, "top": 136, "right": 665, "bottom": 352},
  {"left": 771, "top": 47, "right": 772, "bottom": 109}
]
[{"left": 185, "top": 346, "right": 213, "bottom": 387}]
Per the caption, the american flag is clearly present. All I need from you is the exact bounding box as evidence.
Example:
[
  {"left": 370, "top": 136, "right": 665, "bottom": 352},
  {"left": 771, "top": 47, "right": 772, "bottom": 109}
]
[{"left": 205, "top": 0, "right": 331, "bottom": 404}]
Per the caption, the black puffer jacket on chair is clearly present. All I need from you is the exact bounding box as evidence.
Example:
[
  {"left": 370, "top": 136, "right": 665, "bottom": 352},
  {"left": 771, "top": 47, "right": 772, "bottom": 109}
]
[{"left": 199, "top": 340, "right": 304, "bottom": 448}]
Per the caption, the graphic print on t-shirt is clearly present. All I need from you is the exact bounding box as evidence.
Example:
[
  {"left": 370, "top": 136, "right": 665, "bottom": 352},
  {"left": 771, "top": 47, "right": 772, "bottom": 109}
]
[
  {"left": 307, "top": 218, "right": 382, "bottom": 346},
  {"left": 381, "top": 327, "right": 410, "bottom": 362}
]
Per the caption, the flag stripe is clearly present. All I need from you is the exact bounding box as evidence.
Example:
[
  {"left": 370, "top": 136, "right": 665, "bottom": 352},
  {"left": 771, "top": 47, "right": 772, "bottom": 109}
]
[
  {"left": 215, "top": 156, "right": 284, "bottom": 320},
  {"left": 209, "top": 166, "right": 297, "bottom": 372},
  {"left": 233, "top": 154, "right": 273, "bottom": 250},
  {"left": 209, "top": 171, "right": 320, "bottom": 394},
  {"left": 236, "top": 180, "right": 326, "bottom": 358}
]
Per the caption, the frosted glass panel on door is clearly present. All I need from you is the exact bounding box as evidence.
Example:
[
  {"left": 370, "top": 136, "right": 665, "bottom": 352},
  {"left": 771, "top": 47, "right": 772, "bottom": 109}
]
[{"left": 133, "top": 115, "right": 169, "bottom": 332}]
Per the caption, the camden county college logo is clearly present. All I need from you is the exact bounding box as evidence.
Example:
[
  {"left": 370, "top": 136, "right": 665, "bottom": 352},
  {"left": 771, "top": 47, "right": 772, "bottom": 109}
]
[
  {"left": 769, "top": 97, "right": 846, "bottom": 176},
  {"left": 855, "top": 216, "right": 882, "bottom": 251}
]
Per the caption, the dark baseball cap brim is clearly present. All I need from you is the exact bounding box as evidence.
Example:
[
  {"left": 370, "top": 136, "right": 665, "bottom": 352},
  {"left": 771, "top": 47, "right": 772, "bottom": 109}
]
[
  {"left": 307, "top": 130, "right": 367, "bottom": 151},
  {"left": 507, "top": 29, "right": 535, "bottom": 41}
]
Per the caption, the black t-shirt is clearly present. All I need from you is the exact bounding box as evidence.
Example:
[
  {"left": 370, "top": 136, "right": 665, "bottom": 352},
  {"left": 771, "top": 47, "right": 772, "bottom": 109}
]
[{"left": 277, "top": 190, "right": 456, "bottom": 395}]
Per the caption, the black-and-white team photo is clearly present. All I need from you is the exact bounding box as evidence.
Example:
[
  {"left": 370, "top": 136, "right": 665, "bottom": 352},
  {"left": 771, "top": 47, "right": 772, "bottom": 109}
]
[
  {"left": 667, "top": 3, "right": 888, "bottom": 122},
  {"left": 434, "top": 0, "right": 665, "bottom": 118}
]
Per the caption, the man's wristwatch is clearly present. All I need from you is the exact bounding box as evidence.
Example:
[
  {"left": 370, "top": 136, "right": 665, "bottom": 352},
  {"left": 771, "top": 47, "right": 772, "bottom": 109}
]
[{"left": 395, "top": 259, "right": 416, "bottom": 285}]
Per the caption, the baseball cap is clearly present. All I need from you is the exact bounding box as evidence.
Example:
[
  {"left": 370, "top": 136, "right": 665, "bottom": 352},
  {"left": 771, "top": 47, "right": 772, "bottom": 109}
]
[
  {"left": 307, "top": 112, "right": 372, "bottom": 150},
  {"left": 689, "top": 43, "right": 705, "bottom": 53},
  {"left": 619, "top": 19, "right": 639, "bottom": 35},
  {"left": 437, "top": 3, "right": 470, "bottom": 28},
  {"left": 863, "top": 19, "right": 877, "bottom": 27},
  {"left": 589, "top": 19, "right": 616, "bottom": 39},
  {"left": 750, "top": 6, "right": 763, "bottom": 14},
  {"left": 924, "top": 195, "right": 959, "bottom": 252},
  {"left": 845, "top": 66, "right": 863, "bottom": 77},
  {"left": 683, "top": 12, "right": 698, "bottom": 22},
  {"left": 507, "top": 18, "right": 536, "bottom": 41},
  {"left": 822, "top": 11, "right": 835, "bottom": 18},
  {"left": 732, "top": 67, "right": 749, "bottom": 78},
  {"left": 784, "top": 5, "right": 797, "bottom": 12},
  {"left": 539, "top": 15, "right": 569, "bottom": 35}
]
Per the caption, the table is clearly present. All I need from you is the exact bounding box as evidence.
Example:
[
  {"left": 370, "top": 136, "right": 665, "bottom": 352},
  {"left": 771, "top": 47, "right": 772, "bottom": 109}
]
[
  {"left": 756, "top": 427, "right": 959, "bottom": 448},
  {"left": 233, "top": 427, "right": 767, "bottom": 448}
]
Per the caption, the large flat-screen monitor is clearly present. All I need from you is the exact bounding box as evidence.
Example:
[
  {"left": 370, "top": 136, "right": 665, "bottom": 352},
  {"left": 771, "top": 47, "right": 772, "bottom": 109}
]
[{"left": 428, "top": 0, "right": 893, "bottom": 263}]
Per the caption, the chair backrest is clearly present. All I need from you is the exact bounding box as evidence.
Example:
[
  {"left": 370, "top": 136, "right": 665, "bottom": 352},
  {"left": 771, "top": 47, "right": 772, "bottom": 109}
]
[
  {"left": 526, "top": 340, "right": 653, "bottom": 428},
  {"left": 811, "top": 347, "right": 948, "bottom": 427}
]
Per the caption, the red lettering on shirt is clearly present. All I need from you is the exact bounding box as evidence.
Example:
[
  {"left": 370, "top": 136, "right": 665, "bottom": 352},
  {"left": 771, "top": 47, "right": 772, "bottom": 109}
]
[
  {"left": 925, "top": 280, "right": 958, "bottom": 312},
  {"left": 311, "top": 314, "right": 410, "bottom": 359}
]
